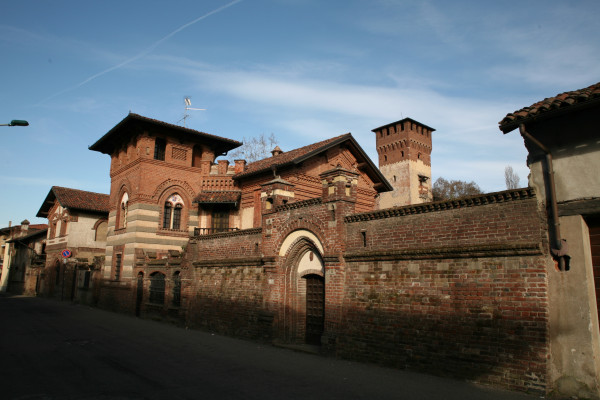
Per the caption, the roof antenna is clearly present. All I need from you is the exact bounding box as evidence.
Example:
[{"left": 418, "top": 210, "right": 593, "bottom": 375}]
[{"left": 179, "top": 96, "right": 206, "bottom": 127}]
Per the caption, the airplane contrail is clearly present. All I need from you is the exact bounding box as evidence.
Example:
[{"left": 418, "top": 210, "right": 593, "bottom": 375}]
[{"left": 37, "top": 0, "right": 243, "bottom": 105}]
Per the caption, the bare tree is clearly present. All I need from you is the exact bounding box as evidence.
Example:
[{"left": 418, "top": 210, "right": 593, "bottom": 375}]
[
  {"left": 229, "top": 133, "right": 278, "bottom": 163},
  {"left": 432, "top": 177, "right": 483, "bottom": 201},
  {"left": 504, "top": 166, "right": 520, "bottom": 190}
]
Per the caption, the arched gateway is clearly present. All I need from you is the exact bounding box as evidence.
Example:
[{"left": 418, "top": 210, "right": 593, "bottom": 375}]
[{"left": 280, "top": 230, "right": 325, "bottom": 345}]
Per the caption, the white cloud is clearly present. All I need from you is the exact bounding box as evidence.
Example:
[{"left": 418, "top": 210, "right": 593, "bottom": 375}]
[{"left": 146, "top": 56, "right": 529, "bottom": 190}]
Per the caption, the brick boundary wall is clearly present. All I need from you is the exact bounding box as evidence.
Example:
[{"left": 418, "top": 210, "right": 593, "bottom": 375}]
[
  {"left": 185, "top": 229, "right": 271, "bottom": 339},
  {"left": 339, "top": 188, "right": 550, "bottom": 393},
  {"left": 124, "top": 188, "right": 551, "bottom": 394}
]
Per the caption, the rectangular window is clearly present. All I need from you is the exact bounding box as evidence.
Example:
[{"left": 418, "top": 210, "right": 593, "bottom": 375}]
[
  {"left": 149, "top": 273, "right": 165, "bottom": 304},
  {"left": 114, "top": 253, "right": 122, "bottom": 281},
  {"left": 172, "top": 206, "right": 181, "bottom": 230},
  {"left": 154, "top": 138, "right": 166, "bottom": 161},
  {"left": 59, "top": 220, "right": 68, "bottom": 237},
  {"left": 163, "top": 205, "right": 172, "bottom": 229},
  {"left": 212, "top": 209, "right": 229, "bottom": 233},
  {"left": 50, "top": 221, "right": 57, "bottom": 239}
]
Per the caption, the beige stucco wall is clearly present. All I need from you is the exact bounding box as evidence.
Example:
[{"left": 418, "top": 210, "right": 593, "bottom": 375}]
[
  {"left": 67, "top": 213, "right": 106, "bottom": 248},
  {"left": 240, "top": 207, "right": 254, "bottom": 230},
  {"left": 547, "top": 215, "right": 600, "bottom": 399},
  {"left": 297, "top": 250, "right": 324, "bottom": 275},
  {"left": 379, "top": 159, "right": 431, "bottom": 208},
  {"left": 529, "top": 139, "right": 600, "bottom": 204}
]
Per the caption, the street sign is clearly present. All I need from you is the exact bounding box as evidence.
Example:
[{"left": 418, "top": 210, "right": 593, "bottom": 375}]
[{"left": 61, "top": 249, "right": 72, "bottom": 258}]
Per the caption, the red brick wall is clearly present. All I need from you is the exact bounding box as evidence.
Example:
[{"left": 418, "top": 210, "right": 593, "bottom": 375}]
[
  {"left": 185, "top": 229, "right": 271, "bottom": 339},
  {"left": 340, "top": 190, "right": 549, "bottom": 393},
  {"left": 109, "top": 185, "right": 551, "bottom": 394},
  {"left": 186, "top": 265, "right": 271, "bottom": 339}
]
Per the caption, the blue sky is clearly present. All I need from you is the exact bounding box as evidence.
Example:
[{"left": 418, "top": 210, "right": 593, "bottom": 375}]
[{"left": 1, "top": 0, "right": 599, "bottom": 227}]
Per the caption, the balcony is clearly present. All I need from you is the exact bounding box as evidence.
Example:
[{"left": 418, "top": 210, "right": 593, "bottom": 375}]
[{"left": 194, "top": 227, "right": 239, "bottom": 236}]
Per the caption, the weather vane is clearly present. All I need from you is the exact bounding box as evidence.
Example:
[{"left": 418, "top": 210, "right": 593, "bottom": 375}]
[{"left": 179, "top": 96, "right": 205, "bottom": 127}]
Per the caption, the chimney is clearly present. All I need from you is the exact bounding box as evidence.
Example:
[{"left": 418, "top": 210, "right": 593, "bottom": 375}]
[
  {"left": 20, "top": 219, "right": 30, "bottom": 234},
  {"left": 271, "top": 146, "right": 283, "bottom": 157},
  {"left": 234, "top": 159, "right": 247, "bottom": 174},
  {"left": 217, "top": 160, "right": 229, "bottom": 175}
]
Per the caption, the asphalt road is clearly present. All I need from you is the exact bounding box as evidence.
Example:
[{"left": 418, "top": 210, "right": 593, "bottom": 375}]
[{"left": 0, "top": 295, "right": 539, "bottom": 400}]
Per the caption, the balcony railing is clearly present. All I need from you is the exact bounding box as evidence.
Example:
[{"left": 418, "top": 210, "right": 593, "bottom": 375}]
[{"left": 194, "top": 227, "right": 239, "bottom": 236}]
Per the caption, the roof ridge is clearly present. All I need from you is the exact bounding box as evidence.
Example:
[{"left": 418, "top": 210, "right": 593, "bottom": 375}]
[
  {"left": 127, "top": 113, "right": 242, "bottom": 146},
  {"left": 52, "top": 186, "right": 109, "bottom": 196},
  {"left": 234, "top": 133, "right": 352, "bottom": 179}
]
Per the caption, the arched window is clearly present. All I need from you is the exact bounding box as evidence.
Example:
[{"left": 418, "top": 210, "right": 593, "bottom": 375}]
[
  {"left": 163, "top": 194, "right": 184, "bottom": 230},
  {"left": 95, "top": 220, "right": 108, "bottom": 241},
  {"left": 117, "top": 193, "right": 128, "bottom": 229},
  {"left": 172, "top": 271, "right": 181, "bottom": 307},
  {"left": 50, "top": 218, "right": 57, "bottom": 239},
  {"left": 149, "top": 272, "right": 165, "bottom": 304},
  {"left": 59, "top": 217, "right": 68, "bottom": 237}
]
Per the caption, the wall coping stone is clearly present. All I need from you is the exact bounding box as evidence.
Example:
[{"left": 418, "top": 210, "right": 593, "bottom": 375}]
[
  {"left": 345, "top": 187, "right": 536, "bottom": 223},
  {"left": 274, "top": 197, "right": 322, "bottom": 212},
  {"left": 344, "top": 242, "right": 543, "bottom": 261},
  {"left": 192, "top": 227, "right": 262, "bottom": 241},
  {"left": 192, "top": 256, "right": 264, "bottom": 268}
]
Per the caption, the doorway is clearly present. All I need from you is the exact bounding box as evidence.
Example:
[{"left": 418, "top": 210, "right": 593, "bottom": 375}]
[
  {"left": 304, "top": 274, "right": 325, "bottom": 345},
  {"left": 135, "top": 272, "right": 144, "bottom": 317}
]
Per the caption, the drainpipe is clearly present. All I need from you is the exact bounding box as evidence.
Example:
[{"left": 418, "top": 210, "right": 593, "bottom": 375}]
[{"left": 519, "top": 124, "right": 569, "bottom": 271}]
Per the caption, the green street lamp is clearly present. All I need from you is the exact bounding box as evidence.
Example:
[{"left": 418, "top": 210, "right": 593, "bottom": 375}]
[{"left": 0, "top": 120, "right": 29, "bottom": 127}]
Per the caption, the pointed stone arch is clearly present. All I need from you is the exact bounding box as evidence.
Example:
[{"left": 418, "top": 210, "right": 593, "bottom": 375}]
[
  {"left": 152, "top": 179, "right": 195, "bottom": 202},
  {"left": 279, "top": 229, "right": 326, "bottom": 345}
]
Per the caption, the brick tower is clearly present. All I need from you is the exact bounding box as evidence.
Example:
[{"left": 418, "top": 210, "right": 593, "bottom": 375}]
[{"left": 372, "top": 118, "right": 434, "bottom": 208}]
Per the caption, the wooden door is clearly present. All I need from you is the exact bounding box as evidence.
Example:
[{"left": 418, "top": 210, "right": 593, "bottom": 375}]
[{"left": 305, "top": 274, "right": 324, "bottom": 345}]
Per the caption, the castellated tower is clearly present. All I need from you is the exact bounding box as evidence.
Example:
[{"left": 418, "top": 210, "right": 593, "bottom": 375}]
[{"left": 373, "top": 118, "right": 434, "bottom": 208}]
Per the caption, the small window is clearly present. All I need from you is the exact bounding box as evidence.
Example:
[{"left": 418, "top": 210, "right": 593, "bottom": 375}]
[
  {"left": 154, "top": 138, "right": 166, "bottom": 161},
  {"left": 149, "top": 272, "right": 165, "bottom": 304},
  {"left": 117, "top": 192, "right": 128, "bottom": 230},
  {"left": 114, "top": 253, "right": 122, "bottom": 281}
]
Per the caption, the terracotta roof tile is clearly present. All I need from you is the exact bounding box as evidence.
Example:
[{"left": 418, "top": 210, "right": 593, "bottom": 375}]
[
  {"left": 37, "top": 186, "right": 110, "bottom": 218},
  {"left": 499, "top": 81, "right": 600, "bottom": 133},
  {"left": 90, "top": 113, "right": 241, "bottom": 155},
  {"left": 53, "top": 186, "right": 110, "bottom": 213},
  {"left": 234, "top": 133, "right": 351, "bottom": 180},
  {"left": 29, "top": 224, "right": 49, "bottom": 231}
]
